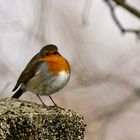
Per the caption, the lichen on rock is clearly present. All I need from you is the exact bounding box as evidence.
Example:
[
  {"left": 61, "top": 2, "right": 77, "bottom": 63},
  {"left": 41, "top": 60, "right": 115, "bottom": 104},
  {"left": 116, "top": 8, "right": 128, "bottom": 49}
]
[{"left": 0, "top": 98, "right": 86, "bottom": 140}]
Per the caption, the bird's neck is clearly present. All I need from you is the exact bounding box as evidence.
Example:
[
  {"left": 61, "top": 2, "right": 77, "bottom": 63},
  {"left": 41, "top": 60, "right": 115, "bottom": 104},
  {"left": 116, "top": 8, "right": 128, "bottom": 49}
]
[{"left": 39, "top": 54, "right": 70, "bottom": 75}]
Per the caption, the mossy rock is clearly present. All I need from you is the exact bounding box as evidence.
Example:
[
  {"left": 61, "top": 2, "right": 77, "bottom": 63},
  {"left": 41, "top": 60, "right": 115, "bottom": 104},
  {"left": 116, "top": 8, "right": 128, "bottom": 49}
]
[{"left": 0, "top": 98, "right": 86, "bottom": 140}]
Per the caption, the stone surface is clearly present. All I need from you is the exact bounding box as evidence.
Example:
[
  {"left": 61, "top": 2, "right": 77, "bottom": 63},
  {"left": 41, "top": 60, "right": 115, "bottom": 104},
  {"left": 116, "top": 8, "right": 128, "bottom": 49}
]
[{"left": 0, "top": 98, "right": 86, "bottom": 140}]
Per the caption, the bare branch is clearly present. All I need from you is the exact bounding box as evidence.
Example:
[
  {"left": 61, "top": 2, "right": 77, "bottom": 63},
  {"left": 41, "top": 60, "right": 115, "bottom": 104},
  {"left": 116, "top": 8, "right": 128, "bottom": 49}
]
[
  {"left": 112, "top": 0, "right": 140, "bottom": 19},
  {"left": 104, "top": 0, "right": 140, "bottom": 38}
]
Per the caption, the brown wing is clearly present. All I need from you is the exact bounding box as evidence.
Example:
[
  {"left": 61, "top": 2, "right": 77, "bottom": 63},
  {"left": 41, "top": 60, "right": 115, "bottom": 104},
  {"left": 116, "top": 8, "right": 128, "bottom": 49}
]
[{"left": 12, "top": 53, "right": 41, "bottom": 91}]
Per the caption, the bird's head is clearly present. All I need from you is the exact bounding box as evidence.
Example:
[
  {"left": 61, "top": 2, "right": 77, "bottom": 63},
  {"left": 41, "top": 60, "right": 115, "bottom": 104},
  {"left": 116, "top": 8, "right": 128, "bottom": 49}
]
[
  {"left": 39, "top": 44, "right": 70, "bottom": 74},
  {"left": 40, "top": 44, "right": 59, "bottom": 57}
]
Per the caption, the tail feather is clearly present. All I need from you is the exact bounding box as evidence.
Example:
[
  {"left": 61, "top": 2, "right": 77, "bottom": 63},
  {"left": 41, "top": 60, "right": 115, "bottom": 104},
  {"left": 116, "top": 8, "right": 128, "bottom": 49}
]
[{"left": 12, "top": 88, "right": 24, "bottom": 98}]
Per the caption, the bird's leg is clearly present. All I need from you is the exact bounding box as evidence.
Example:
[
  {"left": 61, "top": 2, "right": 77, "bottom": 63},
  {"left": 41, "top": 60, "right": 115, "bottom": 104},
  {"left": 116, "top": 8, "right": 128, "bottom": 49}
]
[
  {"left": 49, "top": 95, "right": 58, "bottom": 106},
  {"left": 36, "top": 95, "right": 47, "bottom": 108}
]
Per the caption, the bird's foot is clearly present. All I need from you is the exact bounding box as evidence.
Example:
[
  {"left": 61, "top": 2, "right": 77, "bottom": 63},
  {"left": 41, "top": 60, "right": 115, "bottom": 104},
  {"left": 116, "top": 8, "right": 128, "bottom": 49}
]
[{"left": 41, "top": 103, "right": 48, "bottom": 108}]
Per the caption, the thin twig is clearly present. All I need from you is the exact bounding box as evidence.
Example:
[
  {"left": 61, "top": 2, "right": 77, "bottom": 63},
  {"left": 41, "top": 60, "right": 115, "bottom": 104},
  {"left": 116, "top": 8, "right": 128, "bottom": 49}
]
[
  {"left": 104, "top": 0, "right": 140, "bottom": 38},
  {"left": 113, "top": 0, "right": 140, "bottom": 19}
]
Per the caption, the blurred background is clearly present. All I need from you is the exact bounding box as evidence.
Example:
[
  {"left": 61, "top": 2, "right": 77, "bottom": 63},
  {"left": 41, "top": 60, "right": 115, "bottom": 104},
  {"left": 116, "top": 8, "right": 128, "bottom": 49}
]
[{"left": 0, "top": 0, "right": 140, "bottom": 139}]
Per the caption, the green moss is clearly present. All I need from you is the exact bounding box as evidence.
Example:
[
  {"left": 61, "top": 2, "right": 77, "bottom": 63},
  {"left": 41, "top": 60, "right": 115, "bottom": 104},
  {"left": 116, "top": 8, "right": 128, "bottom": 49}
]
[{"left": 0, "top": 98, "right": 86, "bottom": 140}]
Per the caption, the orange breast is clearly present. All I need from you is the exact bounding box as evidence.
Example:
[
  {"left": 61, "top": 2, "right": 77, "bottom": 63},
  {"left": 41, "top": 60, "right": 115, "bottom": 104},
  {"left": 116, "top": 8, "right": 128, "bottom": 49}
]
[{"left": 39, "top": 54, "right": 70, "bottom": 75}]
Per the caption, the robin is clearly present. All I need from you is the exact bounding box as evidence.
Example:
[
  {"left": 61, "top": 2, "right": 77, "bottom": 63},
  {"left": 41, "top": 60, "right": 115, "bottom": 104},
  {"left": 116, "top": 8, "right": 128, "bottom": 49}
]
[{"left": 12, "top": 44, "right": 71, "bottom": 107}]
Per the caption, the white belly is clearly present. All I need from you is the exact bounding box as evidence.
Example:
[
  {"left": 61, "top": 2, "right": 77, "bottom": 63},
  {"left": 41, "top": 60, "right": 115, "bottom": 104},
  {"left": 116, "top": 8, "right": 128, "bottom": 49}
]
[
  {"left": 51, "top": 71, "right": 70, "bottom": 91},
  {"left": 26, "top": 69, "right": 70, "bottom": 96}
]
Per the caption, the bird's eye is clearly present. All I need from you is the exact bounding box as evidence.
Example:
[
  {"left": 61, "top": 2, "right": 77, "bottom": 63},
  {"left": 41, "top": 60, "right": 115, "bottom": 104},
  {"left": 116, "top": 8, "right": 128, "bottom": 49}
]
[
  {"left": 53, "top": 52, "right": 58, "bottom": 54},
  {"left": 45, "top": 51, "right": 57, "bottom": 56}
]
